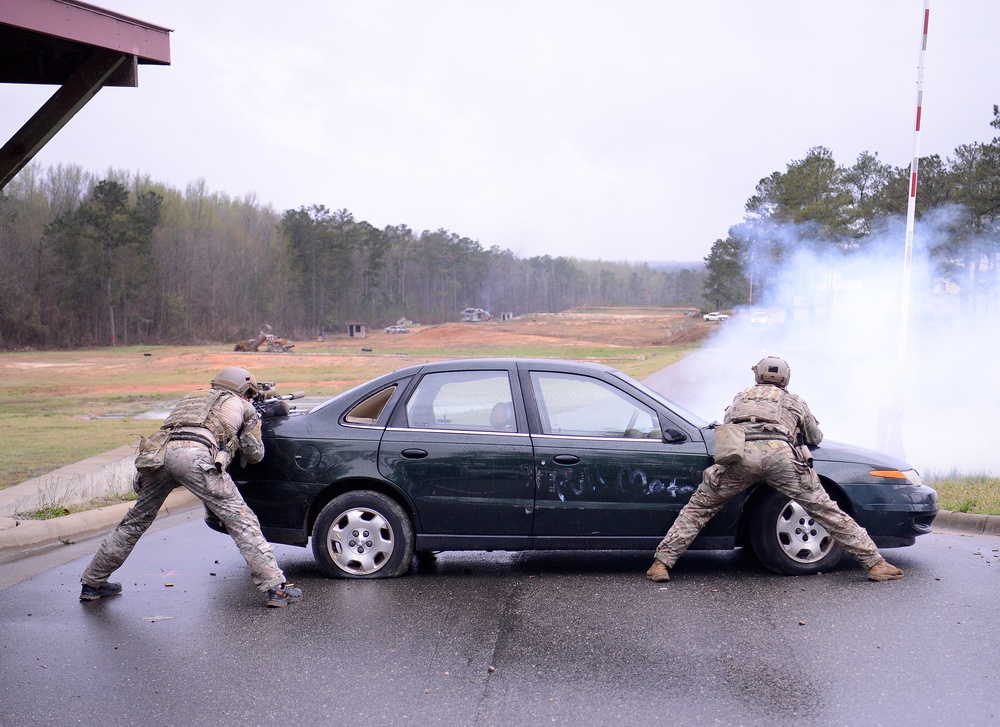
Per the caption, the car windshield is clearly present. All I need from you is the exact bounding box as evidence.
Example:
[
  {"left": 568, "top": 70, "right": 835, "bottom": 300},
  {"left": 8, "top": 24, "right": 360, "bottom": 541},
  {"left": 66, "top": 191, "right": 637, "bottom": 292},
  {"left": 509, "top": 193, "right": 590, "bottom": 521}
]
[{"left": 610, "top": 371, "right": 710, "bottom": 428}]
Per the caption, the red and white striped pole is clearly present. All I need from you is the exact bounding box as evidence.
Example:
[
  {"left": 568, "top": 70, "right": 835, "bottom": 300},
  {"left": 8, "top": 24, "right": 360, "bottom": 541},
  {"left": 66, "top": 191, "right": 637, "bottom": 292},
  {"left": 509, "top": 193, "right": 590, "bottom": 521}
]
[
  {"left": 899, "top": 1, "right": 930, "bottom": 368},
  {"left": 880, "top": 1, "right": 929, "bottom": 459}
]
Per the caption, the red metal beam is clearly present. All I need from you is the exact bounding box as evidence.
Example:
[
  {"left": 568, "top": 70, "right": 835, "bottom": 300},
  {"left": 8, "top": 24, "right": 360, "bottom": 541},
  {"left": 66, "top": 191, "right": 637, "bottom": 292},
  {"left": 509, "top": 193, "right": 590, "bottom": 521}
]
[
  {"left": 0, "top": 47, "right": 130, "bottom": 188},
  {"left": 0, "top": 0, "right": 171, "bottom": 65},
  {"left": 0, "top": 0, "right": 171, "bottom": 189}
]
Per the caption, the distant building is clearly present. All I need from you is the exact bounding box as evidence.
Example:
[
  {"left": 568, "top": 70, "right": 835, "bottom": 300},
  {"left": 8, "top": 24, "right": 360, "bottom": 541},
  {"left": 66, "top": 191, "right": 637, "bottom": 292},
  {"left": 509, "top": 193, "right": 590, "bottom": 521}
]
[{"left": 347, "top": 323, "right": 367, "bottom": 338}]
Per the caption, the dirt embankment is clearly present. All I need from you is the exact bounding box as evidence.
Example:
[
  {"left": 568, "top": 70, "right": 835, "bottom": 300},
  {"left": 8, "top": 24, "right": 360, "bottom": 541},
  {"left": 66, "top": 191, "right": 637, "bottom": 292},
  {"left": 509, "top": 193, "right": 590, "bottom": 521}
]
[{"left": 398, "top": 307, "right": 712, "bottom": 350}]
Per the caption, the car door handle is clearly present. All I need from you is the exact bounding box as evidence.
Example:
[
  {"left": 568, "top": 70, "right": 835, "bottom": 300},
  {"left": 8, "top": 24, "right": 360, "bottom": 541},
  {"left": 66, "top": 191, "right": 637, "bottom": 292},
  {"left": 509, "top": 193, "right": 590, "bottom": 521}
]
[
  {"left": 401, "top": 448, "right": 428, "bottom": 459},
  {"left": 552, "top": 454, "right": 580, "bottom": 465}
]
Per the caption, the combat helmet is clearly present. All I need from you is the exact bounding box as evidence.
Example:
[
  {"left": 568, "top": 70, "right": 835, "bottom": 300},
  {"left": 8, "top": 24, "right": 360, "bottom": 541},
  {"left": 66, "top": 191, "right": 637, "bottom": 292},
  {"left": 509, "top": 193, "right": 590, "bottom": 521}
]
[
  {"left": 211, "top": 366, "right": 260, "bottom": 398},
  {"left": 752, "top": 356, "right": 790, "bottom": 388}
]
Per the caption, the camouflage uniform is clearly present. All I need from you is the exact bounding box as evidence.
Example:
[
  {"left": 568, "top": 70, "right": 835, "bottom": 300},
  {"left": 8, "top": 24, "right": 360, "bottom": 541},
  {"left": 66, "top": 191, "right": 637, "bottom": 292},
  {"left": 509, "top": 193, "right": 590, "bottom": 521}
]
[
  {"left": 654, "top": 382, "right": 883, "bottom": 570},
  {"left": 81, "top": 389, "right": 286, "bottom": 593}
]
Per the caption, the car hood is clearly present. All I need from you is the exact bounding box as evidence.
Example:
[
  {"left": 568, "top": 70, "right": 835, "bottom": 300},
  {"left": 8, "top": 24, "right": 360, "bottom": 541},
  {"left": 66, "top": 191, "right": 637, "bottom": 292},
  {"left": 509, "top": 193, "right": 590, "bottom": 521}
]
[{"left": 811, "top": 439, "right": 913, "bottom": 471}]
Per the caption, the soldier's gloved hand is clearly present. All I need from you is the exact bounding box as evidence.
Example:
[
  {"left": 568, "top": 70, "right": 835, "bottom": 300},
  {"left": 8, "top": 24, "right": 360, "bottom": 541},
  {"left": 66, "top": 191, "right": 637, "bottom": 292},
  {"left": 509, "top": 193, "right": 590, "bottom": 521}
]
[{"left": 261, "top": 400, "right": 291, "bottom": 418}]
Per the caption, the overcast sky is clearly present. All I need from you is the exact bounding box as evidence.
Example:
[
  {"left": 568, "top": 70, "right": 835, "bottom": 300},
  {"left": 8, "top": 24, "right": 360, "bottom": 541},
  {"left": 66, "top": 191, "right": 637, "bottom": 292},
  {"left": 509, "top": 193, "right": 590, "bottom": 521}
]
[{"left": 4, "top": 1, "right": 999, "bottom": 263}]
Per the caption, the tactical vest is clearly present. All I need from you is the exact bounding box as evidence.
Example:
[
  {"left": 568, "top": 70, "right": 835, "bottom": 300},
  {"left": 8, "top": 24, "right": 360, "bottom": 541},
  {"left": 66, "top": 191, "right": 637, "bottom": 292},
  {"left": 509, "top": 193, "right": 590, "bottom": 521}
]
[
  {"left": 162, "top": 388, "right": 232, "bottom": 449},
  {"left": 728, "top": 385, "right": 795, "bottom": 442}
]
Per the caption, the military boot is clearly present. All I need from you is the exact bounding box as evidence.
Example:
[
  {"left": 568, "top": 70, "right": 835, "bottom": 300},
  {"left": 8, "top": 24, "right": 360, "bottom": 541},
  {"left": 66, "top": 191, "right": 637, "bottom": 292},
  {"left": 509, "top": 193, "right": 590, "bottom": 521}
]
[
  {"left": 80, "top": 581, "right": 123, "bottom": 601},
  {"left": 646, "top": 560, "right": 670, "bottom": 582},
  {"left": 266, "top": 582, "right": 304, "bottom": 607},
  {"left": 867, "top": 558, "right": 904, "bottom": 581}
]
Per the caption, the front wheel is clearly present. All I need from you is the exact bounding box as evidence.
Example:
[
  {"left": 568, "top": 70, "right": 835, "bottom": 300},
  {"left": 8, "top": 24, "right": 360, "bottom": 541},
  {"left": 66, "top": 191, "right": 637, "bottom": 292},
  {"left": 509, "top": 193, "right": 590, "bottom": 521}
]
[
  {"left": 312, "top": 491, "right": 414, "bottom": 579},
  {"left": 749, "top": 489, "right": 844, "bottom": 575}
]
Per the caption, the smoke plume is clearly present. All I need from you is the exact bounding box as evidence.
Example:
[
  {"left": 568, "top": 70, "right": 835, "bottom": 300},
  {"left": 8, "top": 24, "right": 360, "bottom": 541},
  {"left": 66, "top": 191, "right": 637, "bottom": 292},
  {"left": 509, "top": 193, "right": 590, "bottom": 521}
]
[{"left": 653, "top": 212, "right": 997, "bottom": 477}]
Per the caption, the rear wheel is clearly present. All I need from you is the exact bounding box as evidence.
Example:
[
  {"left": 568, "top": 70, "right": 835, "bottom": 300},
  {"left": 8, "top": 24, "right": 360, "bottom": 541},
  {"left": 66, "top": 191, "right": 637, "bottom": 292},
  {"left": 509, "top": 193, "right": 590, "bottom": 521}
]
[
  {"left": 750, "top": 489, "right": 843, "bottom": 575},
  {"left": 311, "top": 491, "right": 414, "bottom": 579}
]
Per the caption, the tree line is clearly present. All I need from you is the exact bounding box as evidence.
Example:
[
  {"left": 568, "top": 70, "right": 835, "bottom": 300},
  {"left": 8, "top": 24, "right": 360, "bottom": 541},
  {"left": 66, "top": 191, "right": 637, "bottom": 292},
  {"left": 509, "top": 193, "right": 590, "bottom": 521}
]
[
  {"left": 703, "top": 107, "right": 1000, "bottom": 314},
  {"left": 0, "top": 167, "right": 706, "bottom": 349},
  {"left": 5, "top": 105, "right": 998, "bottom": 350}
]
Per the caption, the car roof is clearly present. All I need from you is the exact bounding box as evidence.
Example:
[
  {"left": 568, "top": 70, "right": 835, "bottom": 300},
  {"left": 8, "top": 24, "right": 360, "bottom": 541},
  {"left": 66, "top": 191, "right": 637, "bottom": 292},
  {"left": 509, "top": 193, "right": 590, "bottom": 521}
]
[
  {"left": 388, "top": 357, "right": 618, "bottom": 377},
  {"left": 303, "top": 355, "right": 712, "bottom": 430},
  {"left": 305, "top": 357, "right": 623, "bottom": 416}
]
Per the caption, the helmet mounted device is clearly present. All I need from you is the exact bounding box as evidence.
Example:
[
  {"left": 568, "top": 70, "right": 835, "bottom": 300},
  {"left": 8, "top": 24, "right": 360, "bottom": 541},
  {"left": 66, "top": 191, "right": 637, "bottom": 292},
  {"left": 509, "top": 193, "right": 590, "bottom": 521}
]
[{"left": 752, "top": 356, "right": 790, "bottom": 388}]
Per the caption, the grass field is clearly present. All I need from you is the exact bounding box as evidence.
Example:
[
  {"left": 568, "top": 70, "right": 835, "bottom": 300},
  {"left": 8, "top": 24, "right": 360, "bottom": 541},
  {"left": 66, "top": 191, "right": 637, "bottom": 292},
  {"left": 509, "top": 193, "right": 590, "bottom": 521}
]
[
  {"left": 925, "top": 473, "right": 1000, "bottom": 516},
  {"left": 0, "top": 308, "right": 700, "bottom": 491},
  {"left": 2, "top": 307, "right": 994, "bottom": 515}
]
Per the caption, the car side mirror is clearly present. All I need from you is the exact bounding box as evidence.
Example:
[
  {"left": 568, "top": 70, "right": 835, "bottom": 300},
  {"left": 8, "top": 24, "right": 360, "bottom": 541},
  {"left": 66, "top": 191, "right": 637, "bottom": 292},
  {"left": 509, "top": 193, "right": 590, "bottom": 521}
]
[{"left": 663, "top": 428, "right": 687, "bottom": 443}]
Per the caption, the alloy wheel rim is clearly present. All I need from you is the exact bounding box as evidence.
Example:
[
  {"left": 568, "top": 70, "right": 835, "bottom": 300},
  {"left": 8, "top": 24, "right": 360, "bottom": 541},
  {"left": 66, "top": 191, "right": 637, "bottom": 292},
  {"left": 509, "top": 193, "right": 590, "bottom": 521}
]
[
  {"left": 774, "top": 500, "right": 834, "bottom": 564},
  {"left": 328, "top": 507, "right": 395, "bottom": 575}
]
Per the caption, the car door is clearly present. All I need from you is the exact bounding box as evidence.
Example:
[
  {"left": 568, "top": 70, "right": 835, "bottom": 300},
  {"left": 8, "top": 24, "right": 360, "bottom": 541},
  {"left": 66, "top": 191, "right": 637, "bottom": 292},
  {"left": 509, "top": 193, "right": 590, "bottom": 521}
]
[
  {"left": 378, "top": 367, "right": 534, "bottom": 546},
  {"left": 523, "top": 367, "right": 709, "bottom": 543}
]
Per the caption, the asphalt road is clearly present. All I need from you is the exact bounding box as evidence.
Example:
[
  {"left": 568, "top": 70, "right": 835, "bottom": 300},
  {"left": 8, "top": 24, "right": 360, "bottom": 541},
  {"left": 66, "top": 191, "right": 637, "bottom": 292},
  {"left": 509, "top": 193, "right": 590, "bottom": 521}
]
[{"left": 1, "top": 513, "right": 997, "bottom": 727}]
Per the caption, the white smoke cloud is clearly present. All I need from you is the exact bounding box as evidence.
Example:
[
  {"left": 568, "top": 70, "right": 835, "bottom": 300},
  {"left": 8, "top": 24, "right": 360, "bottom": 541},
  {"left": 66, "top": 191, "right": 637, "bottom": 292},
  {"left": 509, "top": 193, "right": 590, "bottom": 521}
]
[{"left": 650, "top": 213, "right": 997, "bottom": 477}]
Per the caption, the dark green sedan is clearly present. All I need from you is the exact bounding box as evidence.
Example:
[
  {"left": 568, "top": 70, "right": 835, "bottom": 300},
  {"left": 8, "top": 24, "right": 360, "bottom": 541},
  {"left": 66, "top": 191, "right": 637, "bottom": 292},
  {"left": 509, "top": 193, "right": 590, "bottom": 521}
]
[{"left": 209, "top": 358, "right": 939, "bottom": 579}]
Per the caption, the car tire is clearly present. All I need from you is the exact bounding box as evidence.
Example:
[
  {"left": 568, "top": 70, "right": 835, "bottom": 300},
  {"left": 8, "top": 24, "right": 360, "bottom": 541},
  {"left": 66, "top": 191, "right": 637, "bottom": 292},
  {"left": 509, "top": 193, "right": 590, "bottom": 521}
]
[
  {"left": 749, "top": 489, "right": 844, "bottom": 575},
  {"left": 312, "top": 491, "right": 414, "bottom": 579}
]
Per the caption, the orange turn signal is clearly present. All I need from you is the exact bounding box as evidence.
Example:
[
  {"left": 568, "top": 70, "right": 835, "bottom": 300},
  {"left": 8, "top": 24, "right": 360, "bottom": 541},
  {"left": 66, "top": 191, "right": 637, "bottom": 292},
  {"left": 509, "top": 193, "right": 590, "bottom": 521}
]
[{"left": 869, "top": 470, "right": 908, "bottom": 479}]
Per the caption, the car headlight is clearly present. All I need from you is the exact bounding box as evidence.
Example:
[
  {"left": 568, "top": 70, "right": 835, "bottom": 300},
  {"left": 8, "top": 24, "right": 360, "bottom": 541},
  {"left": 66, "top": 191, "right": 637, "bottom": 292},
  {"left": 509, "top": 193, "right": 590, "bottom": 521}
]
[{"left": 868, "top": 468, "right": 923, "bottom": 487}]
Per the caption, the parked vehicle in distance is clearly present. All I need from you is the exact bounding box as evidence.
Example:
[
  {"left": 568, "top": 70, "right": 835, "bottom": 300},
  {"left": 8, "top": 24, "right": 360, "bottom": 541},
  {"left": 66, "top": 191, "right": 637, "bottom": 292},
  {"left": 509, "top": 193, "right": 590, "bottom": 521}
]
[
  {"left": 749, "top": 310, "right": 769, "bottom": 326},
  {"left": 384, "top": 325, "right": 409, "bottom": 334},
  {"left": 703, "top": 312, "right": 730, "bottom": 322},
  {"left": 210, "top": 358, "right": 939, "bottom": 580}
]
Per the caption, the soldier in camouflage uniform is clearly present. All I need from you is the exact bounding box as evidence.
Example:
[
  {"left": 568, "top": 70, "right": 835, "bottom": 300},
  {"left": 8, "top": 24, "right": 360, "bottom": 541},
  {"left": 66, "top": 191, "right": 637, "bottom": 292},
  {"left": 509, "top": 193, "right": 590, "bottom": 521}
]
[
  {"left": 80, "top": 366, "right": 303, "bottom": 607},
  {"left": 646, "top": 356, "right": 904, "bottom": 583}
]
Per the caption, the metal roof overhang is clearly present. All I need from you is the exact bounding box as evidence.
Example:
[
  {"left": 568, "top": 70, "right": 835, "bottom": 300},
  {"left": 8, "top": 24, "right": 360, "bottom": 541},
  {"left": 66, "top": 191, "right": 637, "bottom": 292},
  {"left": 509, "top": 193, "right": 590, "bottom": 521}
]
[{"left": 0, "top": 0, "right": 171, "bottom": 189}]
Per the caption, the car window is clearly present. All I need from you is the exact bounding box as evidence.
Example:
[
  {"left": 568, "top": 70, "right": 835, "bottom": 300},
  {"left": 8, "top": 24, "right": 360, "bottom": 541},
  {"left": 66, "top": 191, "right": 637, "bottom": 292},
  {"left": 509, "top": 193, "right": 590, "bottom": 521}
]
[
  {"left": 344, "top": 385, "right": 397, "bottom": 425},
  {"left": 612, "top": 372, "right": 709, "bottom": 428},
  {"left": 530, "top": 372, "right": 661, "bottom": 438},
  {"left": 405, "top": 370, "right": 515, "bottom": 432}
]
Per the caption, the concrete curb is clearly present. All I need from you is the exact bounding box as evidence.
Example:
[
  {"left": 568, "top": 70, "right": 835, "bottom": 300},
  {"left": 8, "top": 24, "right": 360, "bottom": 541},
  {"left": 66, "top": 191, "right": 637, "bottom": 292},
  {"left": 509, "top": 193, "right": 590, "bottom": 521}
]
[
  {"left": 0, "top": 444, "right": 139, "bottom": 518},
  {"left": 0, "top": 489, "right": 201, "bottom": 563},
  {"left": 929, "top": 509, "right": 1000, "bottom": 537}
]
